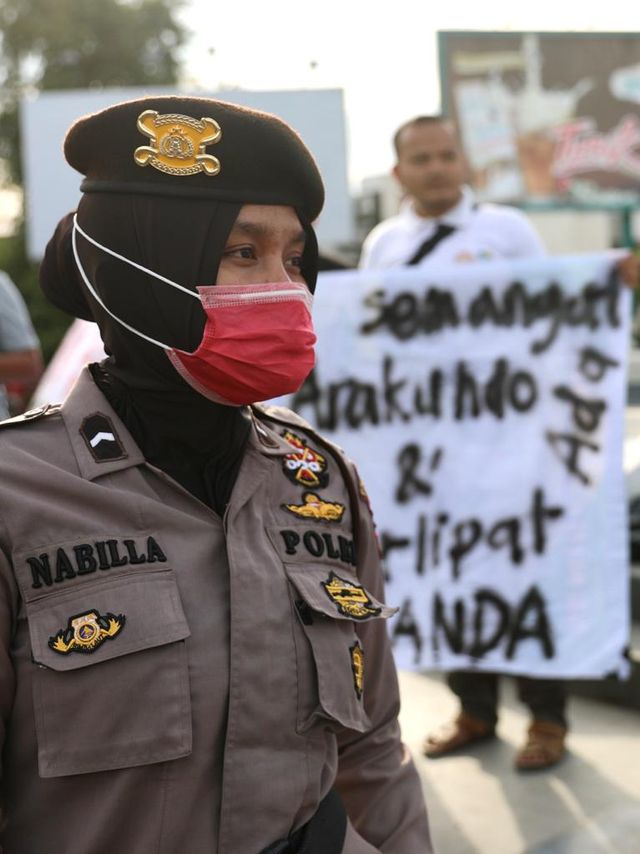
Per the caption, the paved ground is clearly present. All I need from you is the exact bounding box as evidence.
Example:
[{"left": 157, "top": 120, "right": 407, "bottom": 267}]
[{"left": 398, "top": 671, "right": 640, "bottom": 854}]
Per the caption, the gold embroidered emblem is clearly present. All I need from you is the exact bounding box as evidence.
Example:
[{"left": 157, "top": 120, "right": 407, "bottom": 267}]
[
  {"left": 134, "top": 110, "right": 222, "bottom": 177},
  {"left": 283, "top": 492, "right": 345, "bottom": 522},
  {"left": 282, "top": 431, "right": 328, "bottom": 489},
  {"left": 49, "top": 610, "right": 125, "bottom": 655},
  {"left": 321, "top": 572, "right": 381, "bottom": 621},
  {"left": 350, "top": 641, "right": 364, "bottom": 699}
]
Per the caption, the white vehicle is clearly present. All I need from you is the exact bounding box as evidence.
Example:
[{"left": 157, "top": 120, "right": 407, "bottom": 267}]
[{"left": 30, "top": 319, "right": 105, "bottom": 407}]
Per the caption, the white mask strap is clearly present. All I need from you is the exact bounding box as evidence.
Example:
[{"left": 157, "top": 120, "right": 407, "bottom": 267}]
[
  {"left": 72, "top": 215, "right": 198, "bottom": 352},
  {"left": 73, "top": 216, "right": 198, "bottom": 298}
]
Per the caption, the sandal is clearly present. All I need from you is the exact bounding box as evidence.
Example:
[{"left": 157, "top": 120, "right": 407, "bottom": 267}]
[
  {"left": 515, "top": 720, "right": 567, "bottom": 771},
  {"left": 423, "top": 713, "right": 496, "bottom": 758}
]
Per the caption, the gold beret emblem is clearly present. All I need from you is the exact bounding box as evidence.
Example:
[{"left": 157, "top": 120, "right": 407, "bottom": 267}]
[{"left": 134, "top": 110, "right": 222, "bottom": 177}]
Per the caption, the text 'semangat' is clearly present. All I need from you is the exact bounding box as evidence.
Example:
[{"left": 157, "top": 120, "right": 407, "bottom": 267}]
[{"left": 360, "top": 276, "right": 620, "bottom": 354}]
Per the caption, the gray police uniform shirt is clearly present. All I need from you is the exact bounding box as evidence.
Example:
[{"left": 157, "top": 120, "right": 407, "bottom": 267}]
[
  {"left": 0, "top": 271, "right": 40, "bottom": 418},
  {"left": 359, "top": 186, "right": 546, "bottom": 269},
  {"left": 0, "top": 369, "right": 432, "bottom": 854}
]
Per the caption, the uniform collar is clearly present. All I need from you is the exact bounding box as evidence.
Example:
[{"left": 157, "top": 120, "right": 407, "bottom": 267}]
[
  {"left": 401, "top": 184, "right": 476, "bottom": 232},
  {"left": 60, "top": 367, "right": 146, "bottom": 480},
  {"left": 248, "top": 406, "right": 299, "bottom": 456},
  {"left": 61, "top": 368, "right": 295, "bottom": 478}
]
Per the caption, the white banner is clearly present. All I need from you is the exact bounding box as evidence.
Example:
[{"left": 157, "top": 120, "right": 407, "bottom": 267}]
[{"left": 286, "top": 253, "right": 631, "bottom": 678}]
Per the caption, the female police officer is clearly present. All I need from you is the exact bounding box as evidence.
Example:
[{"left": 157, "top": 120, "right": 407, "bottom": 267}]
[{"left": 0, "top": 96, "right": 431, "bottom": 853}]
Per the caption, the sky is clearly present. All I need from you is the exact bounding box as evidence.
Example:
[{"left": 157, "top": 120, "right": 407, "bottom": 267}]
[{"left": 175, "top": 1, "right": 639, "bottom": 190}]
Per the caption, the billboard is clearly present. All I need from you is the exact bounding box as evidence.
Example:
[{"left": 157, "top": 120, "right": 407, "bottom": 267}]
[
  {"left": 439, "top": 31, "right": 640, "bottom": 206},
  {"left": 20, "top": 87, "right": 352, "bottom": 261}
]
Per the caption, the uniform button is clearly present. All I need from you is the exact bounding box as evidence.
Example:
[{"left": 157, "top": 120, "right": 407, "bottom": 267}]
[
  {"left": 23, "top": 405, "right": 46, "bottom": 419},
  {"left": 256, "top": 424, "right": 278, "bottom": 447}
]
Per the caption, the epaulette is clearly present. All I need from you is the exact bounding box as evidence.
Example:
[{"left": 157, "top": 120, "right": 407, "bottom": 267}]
[
  {"left": 253, "top": 403, "right": 347, "bottom": 458},
  {"left": 0, "top": 403, "right": 62, "bottom": 430},
  {"left": 254, "top": 402, "right": 312, "bottom": 429}
]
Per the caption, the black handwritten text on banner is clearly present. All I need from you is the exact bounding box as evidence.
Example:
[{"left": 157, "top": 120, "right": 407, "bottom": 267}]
[{"left": 282, "top": 254, "right": 631, "bottom": 678}]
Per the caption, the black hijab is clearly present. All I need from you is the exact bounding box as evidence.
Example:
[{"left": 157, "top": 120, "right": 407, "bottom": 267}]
[{"left": 40, "top": 194, "right": 318, "bottom": 513}]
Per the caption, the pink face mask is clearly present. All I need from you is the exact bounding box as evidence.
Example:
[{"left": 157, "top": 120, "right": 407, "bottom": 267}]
[
  {"left": 167, "top": 283, "right": 316, "bottom": 405},
  {"left": 72, "top": 217, "right": 316, "bottom": 405}
]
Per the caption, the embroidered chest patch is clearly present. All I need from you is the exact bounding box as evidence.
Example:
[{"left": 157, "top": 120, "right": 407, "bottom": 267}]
[
  {"left": 283, "top": 492, "right": 345, "bottom": 522},
  {"left": 49, "top": 609, "right": 125, "bottom": 655},
  {"left": 322, "top": 572, "right": 381, "bottom": 621},
  {"left": 350, "top": 641, "right": 364, "bottom": 699},
  {"left": 282, "top": 431, "right": 329, "bottom": 489}
]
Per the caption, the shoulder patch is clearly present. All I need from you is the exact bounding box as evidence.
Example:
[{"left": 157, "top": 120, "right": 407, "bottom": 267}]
[
  {"left": 0, "top": 403, "right": 61, "bottom": 430},
  {"left": 80, "top": 413, "right": 127, "bottom": 462},
  {"left": 282, "top": 430, "right": 329, "bottom": 489}
]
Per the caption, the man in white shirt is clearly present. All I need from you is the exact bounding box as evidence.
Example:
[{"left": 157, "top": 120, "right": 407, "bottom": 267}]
[
  {"left": 360, "top": 116, "right": 545, "bottom": 270},
  {"left": 359, "top": 115, "right": 570, "bottom": 772}
]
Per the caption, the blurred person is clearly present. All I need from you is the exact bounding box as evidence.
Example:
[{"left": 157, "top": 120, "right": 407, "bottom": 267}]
[
  {"left": 0, "top": 270, "right": 43, "bottom": 416},
  {"left": 0, "top": 96, "right": 432, "bottom": 854},
  {"left": 318, "top": 247, "right": 353, "bottom": 271},
  {"left": 360, "top": 115, "right": 545, "bottom": 270},
  {"left": 360, "top": 114, "right": 638, "bottom": 772}
]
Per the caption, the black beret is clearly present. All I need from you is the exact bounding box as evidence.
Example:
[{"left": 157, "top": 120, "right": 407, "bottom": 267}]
[{"left": 64, "top": 95, "right": 324, "bottom": 221}]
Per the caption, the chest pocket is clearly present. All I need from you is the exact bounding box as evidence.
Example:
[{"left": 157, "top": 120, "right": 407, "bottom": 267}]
[
  {"left": 285, "top": 563, "right": 395, "bottom": 734},
  {"left": 26, "top": 568, "right": 191, "bottom": 778}
]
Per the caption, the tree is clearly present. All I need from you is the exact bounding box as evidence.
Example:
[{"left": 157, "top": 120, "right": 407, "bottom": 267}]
[
  {"left": 0, "top": 0, "right": 187, "bottom": 181},
  {"left": 0, "top": 0, "right": 187, "bottom": 362}
]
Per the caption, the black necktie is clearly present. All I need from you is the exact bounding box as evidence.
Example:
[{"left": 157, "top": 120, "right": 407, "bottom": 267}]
[{"left": 406, "top": 223, "right": 456, "bottom": 265}]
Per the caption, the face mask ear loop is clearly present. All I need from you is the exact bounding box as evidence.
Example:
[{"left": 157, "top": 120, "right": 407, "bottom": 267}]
[
  {"left": 73, "top": 215, "right": 198, "bottom": 298},
  {"left": 71, "top": 218, "right": 172, "bottom": 351}
]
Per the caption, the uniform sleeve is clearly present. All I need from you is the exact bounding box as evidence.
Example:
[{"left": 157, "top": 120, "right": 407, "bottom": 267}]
[
  {"left": 0, "top": 272, "right": 40, "bottom": 352},
  {"left": 334, "top": 466, "right": 433, "bottom": 854},
  {"left": 0, "top": 524, "right": 18, "bottom": 845}
]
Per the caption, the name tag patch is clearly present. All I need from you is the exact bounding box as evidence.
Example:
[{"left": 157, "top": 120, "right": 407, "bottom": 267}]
[
  {"left": 27, "top": 536, "right": 168, "bottom": 590},
  {"left": 49, "top": 609, "right": 125, "bottom": 655},
  {"left": 279, "top": 529, "right": 355, "bottom": 567}
]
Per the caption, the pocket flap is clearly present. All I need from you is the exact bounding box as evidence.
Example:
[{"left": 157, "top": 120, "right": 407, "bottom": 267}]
[
  {"left": 285, "top": 563, "right": 397, "bottom": 622},
  {"left": 28, "top": 569, "right": 190, "bottom": 671}
]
